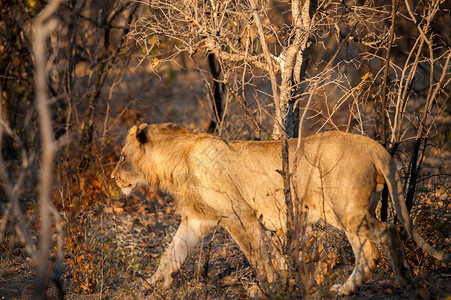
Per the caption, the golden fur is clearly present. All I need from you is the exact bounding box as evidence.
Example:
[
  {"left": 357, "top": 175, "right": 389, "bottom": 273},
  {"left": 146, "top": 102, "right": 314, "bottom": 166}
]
[{"left": 111, "top": 123, "right": 450, "bottom": 295}]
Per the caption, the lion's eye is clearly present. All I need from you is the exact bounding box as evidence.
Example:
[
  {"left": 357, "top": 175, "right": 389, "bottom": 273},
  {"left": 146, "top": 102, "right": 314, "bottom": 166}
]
[{"left": 120, "top": 155, "right": 126, "bottom": 162}]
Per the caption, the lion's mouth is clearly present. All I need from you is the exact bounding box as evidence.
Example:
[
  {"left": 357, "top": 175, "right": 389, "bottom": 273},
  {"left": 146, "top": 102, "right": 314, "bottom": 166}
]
[{"left": 121, "top": 183, "right": 136, "bottom": 195}]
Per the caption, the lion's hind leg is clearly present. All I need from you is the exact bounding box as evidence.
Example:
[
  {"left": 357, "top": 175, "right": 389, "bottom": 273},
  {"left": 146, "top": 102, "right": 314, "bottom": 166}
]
[
  {"left": 221, "top": 213, "right": 275, "bottom": 283},
  {"left": 330, "top": 232, "right": 380, "bottom": 295},
  {"left": 332, "top": 215, "right": 412, "bottom": 295},
  {"left": 368, "top": 219, "right": 412, "bottom": 292}
]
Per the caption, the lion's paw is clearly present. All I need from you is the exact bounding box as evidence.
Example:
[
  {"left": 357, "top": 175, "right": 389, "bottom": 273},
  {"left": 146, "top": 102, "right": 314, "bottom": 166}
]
[
  {"left": 329, "top": 283, "right": 353, "bottom": 296},
  {"left": 161, "top": 279, "right": 172, "bottom": 290},
  {"left": 329, "top": 283, "right": 342, "bottom": 293},
  {"left": 140, "top": 275, "right": 173, "bottom": 292},
  {"left": 247, "top": 284, "right": 264, "bottom": 299}
]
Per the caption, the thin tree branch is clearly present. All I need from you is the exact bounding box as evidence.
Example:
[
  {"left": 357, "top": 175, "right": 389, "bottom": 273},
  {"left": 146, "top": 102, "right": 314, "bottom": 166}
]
[
  {"left": 248, "top": 0, "right": 283, "bottom": 138},
  {"left": 381, "top": 0, "right": 397, "bottom": 146}
]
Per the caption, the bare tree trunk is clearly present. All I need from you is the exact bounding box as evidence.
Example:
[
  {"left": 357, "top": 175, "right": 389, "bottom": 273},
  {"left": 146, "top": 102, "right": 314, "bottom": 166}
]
[
  {"left": 32, "top": 0, "right": 62, "bottom": 298},
  {"left": 207, "top": 54, "right": 224, "bottom": 133},
  {"left": 283, "top": 0, "right": 316, "bottom": 139}
]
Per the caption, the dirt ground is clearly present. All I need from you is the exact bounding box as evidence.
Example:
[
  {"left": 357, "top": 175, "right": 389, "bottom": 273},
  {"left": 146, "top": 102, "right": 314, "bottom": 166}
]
[{"left": 1, "top": 191, "right": 450, "bottom": 299}]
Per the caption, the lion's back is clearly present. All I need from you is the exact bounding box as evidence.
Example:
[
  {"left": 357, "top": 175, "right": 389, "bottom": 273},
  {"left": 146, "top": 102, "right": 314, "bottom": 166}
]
[{"left": 298, "top": 131, "right": 390, "bottom": 166}]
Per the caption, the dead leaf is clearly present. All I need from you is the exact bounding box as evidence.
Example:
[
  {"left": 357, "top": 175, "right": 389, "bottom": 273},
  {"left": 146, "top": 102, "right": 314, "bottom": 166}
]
[{"left": 91, "top": 179, "right": 109, "bottom": 197}]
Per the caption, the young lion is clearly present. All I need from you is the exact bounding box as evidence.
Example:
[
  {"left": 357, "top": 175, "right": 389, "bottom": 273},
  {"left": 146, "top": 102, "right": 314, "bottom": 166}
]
[{"left": 111, "top": 123, "right": 450, "bottom": 295}]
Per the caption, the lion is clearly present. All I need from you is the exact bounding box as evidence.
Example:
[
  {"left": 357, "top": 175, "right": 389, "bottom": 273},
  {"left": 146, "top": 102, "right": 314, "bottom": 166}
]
[{"left": 111, "top": 123, "right": 450, "bottom": 295}]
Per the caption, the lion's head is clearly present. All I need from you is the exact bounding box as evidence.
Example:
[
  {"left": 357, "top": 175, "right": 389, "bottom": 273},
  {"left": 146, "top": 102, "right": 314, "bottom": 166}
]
[
  {"left": 112, "top": 122, "right": 194, "bottom": 195},
  {"left": 111, "top": 123, "right": 149, "bottom": 195}
]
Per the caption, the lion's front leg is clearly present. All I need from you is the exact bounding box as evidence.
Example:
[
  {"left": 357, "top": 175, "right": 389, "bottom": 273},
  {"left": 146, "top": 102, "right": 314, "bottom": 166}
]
[{"left": 145, "top": 215, "right": 216, "bottom": 289}]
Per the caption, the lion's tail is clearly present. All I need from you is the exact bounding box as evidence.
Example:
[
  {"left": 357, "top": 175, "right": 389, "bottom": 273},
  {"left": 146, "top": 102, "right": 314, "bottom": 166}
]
[{"left": 376, "top": 153, "right": 451, "bottom": 263}]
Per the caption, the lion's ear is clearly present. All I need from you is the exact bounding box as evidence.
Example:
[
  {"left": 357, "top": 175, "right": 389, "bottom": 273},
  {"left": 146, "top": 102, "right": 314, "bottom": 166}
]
[
  {"left": 128, "top": 125, "right": 138, "bottom": 137},
  {"left": 136, "top": 125, "right": 148, "bottom": 144},
  {"left": 139, "top": 123, "right": 149, "bottom": 130}
]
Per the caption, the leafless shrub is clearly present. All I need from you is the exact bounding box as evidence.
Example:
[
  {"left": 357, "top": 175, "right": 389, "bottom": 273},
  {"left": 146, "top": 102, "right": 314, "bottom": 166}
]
[
  {"left": 0, "top": 0, "right": 448, "bottom": 297},
  {"left": 131, "top": 0, "right": 450, "bottom": 296},
  {"left": 0, "top": 0, "right": 64, "bottom": 299},
  {"left": 0, "top": 0, "right": 145, "bottom": 297}
]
